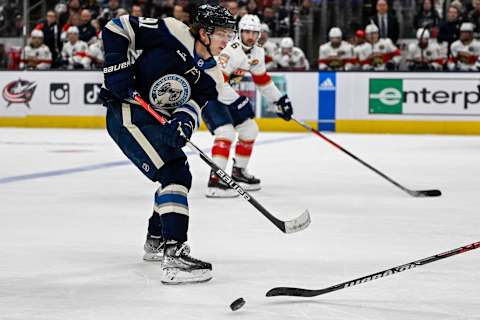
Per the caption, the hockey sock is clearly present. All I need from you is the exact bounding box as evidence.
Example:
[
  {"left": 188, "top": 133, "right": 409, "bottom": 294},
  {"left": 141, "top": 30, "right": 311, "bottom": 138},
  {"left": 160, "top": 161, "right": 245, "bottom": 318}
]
[
  {"left": 154, "top": 184, "right": 189, "bottom": 243},
  {"left": 212, "top": 138, "right": 232, "bottom": 170},
  {"left": 234, "top": 139, "right": 255, "bottom": 168}
]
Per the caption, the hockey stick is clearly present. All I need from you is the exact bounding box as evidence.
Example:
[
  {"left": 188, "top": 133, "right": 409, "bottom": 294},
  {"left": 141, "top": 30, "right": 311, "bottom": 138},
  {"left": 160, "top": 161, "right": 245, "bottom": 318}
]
[
  {"left": 133, "top": 95, "right": 311, "bottom": 234},
  {"left": 266, "top": 241, "right": 480, "bottom": 297},
  {"left": 293, "top": 118, "right": 441, "bottom": 197}
]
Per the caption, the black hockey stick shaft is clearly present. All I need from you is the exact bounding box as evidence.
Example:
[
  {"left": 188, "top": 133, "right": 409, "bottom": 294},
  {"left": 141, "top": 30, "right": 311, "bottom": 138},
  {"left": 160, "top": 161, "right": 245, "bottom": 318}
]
[
  {"left": 133, "top": 95, "right": 310, "bottom": 234},
  {"left": 266, "top": 241, "right": 480, "bottom": 297},
  {"left": 293, "top": 118, "right": 441, "bottom": 197}
]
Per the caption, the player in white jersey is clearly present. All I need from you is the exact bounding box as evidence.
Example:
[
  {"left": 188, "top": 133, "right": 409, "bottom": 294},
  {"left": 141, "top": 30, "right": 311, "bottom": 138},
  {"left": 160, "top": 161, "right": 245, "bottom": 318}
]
[
  {"left": 86, "top": 33, "right": 104, "bottom": 69},
  {"left": 448, "top": 22, "right": 480, "bottom": 71},
  {"left": 60, "top": 26, "right": 90, "bottom": 69},
  {"left": 318, "top": 27, "right": 354, "bottom": 71},
  {"left": 356, "top": 24, "right": 401, "bottom": 71},
  {"left": 406, "top": 28, "right": 445, "bottom": 71},
  {"left": 202, "top": 14, "right": 293, "bottom": 197},
  {"left": 273, "top": 37, "right": 310, "bottom": 70},
  {"left": 258, "top": 23, "right": 277, "bottom": 70},
  {"left": 20, "top": 30, "right": 52, "bottom": 70}
]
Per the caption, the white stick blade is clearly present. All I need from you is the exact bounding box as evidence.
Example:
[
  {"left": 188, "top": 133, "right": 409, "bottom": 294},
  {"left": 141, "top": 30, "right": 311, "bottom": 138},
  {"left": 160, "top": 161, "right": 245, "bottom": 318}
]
[{"left": 284, "top": 210, "right": 311, "bottom": 233}]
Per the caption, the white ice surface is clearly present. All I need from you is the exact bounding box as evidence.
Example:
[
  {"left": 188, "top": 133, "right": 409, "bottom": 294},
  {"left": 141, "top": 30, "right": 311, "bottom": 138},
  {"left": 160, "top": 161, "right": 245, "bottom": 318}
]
[{"left": 0, "top": 128, "right": 479, "bottom": 320}]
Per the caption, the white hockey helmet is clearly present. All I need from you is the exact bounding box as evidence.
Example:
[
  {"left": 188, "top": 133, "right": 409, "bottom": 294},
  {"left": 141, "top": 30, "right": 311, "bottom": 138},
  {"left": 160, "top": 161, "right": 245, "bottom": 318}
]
[
  {"left": 239, "top": 14, "right": 261, "bottom": 33},
  {"left": 416, "top": 28, "right": 430, "bottom": 39},
  {"left": 365, "top": 24, "right": 379, "bottom": 34},
  {"left": 67, "top": 26, "right": 79, "bottom": 34},
  {"left": 31, "top": 29, "right": 44, "bottom": 38},
  {"left": 328, "top": 27, "right": 342, "bottom": 39},
  {"left": 260, "top": 23, "right": 270, "bottom": 34},
  {"left": 280, "top": 37, "right": 294, "bottom": 49},
  {"left": 460, "top": 22, "right": 474, "bottom": 32}
]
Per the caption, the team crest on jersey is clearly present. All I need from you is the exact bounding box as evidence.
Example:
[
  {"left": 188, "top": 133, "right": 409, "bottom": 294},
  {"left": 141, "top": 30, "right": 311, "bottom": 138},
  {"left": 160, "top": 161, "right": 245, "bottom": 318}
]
[
  {"left": 250, "top": 59, "right": 259, "bottom": 65},
  {"left": 149, "top": 74, "right": 191, "bottom": 109}
]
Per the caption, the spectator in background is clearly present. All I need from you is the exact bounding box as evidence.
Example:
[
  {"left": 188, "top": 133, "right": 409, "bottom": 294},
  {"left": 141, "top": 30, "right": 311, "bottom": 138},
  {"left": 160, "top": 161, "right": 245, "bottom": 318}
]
[
  {"left": 79, "top": 9, "right": 96, "bottom": 43},
  {"left": 20, "top": 30, "right": 52, "bottom": 70},
  {"left": 438, "top": 5, "right": 461, "bottom": 47},
  {"left": 60, "top": 26, "right": 90, "bottom": 69},
  {"left": 271, "top": 0, "right": 290, "bottom": 36},
  {"left": 86, "top": 33, "right": 104, "bottom": 69},
  {"left": 273, "top": 37, "right": 310, "bottom": 70},
  {"left": 59, "top": 0, "right": 81, "bottom": 28},
  {"left": 318, "top": 27, "right": 354, "bottom": 71},
  {"left": 131, "top": 4, "right": 143, "bottom": 17},
  {"left": 414, "top": 0, "right": 441, "bottom": 31},
  {"left": 246, "top": 0, "right": 261, "bottom": 16},
  {"left": 258, "top": 23, "right": 277, "bottom": 70},
  {"left": 357, "top": 24, "right": 401, "bottom": 70},
  {"left": 83, "top": 0, "right": 101, "bottom": 18},
  {"left": 369, "top": 0, "right": 399, "bottom": 43},
  {"left": 406, "top": 28, "right": 444, "bottom": 70},
  {"left": 238, "top": 6, "right": 248, "bottom": 18},
  {"left": 448, "top": 22, "right": 480, "bottom": 70},
  {"left": 467, "top": 0, "right": 480, "bottom": 36},
  {"left": 61, "top": 13, "right": 81, "bottom": 42},
  {"left": 173, "top": 5, "right": 184, "bottom": 21},
  {"left": 35, "top": 10, "right": 61, "bottom": 65},
  {"left": 353, "top": 29, "right": 369, "bottom": 69},
  {"left": 226, "top": 0, "right": 240, "bottom": 23},
  {"left": 0, "top": 44, "right": 8, "bottom": 69},
  {"left": 262, "top": 7, "right": 277, "bottom": 35}
]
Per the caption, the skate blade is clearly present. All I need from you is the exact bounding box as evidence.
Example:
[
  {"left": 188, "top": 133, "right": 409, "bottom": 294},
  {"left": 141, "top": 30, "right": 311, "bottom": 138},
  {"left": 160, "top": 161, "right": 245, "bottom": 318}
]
[
  {"left": 237, "top": 182, "right": 261, "bottom": 191},
  {"left": 143, "top": 252, "right": 163, "bottom": 262},
  {"left": 161, "top": 268, "right": 212, "bottom": 285},
  {"left": 205, "top": 187, "right": 239, "bottom": 198}
]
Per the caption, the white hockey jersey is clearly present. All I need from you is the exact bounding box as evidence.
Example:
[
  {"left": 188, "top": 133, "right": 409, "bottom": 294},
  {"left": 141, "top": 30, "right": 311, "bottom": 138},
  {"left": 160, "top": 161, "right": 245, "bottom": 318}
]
[
  {"left": 318, "top": 41, "right": 354, "bottom": 71},
  {"left": 20, "top": 44, "right": 52, "bottom": 70},
  {"left": 261, "top": 40, "right": 277, "bottom": 70},
  {"left": 61, "top": 40, "right": 90, "bottom": 69},
  {"left": 217, "top": 41, "right": 282, "bottom": 105},
  {"left": 448, "top": 39, "right": 480, "bottom": 71},
  {"left": 355, "top": 38, "right": 401, "bottom": 70},
  {"left": 87, "top": 41, "right": 104, "bottom": 69},
  {"left": 406, "top": 41, "right": 445, "bottom": 70},
  {"left": 273, "top": 47, "right": 310, "bottom": 71}
]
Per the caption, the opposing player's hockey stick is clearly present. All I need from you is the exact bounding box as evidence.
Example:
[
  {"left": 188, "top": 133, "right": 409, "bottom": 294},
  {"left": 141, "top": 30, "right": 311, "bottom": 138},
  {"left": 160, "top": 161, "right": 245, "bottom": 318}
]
[
  {"left": 266, "top": 241, "right": 480, "bottom": 297},
  {"left": 293, "top": 118, "right": 441, "bottom": 197},
  {"left": 133, "top": 95, "right": 311, "bottom": 234}
]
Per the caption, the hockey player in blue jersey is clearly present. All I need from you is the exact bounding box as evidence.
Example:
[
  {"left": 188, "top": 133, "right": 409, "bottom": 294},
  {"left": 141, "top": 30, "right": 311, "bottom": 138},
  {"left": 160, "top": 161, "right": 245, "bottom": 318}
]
[{"left": 101, "top": 5, "right": 236, "bottom": 284}]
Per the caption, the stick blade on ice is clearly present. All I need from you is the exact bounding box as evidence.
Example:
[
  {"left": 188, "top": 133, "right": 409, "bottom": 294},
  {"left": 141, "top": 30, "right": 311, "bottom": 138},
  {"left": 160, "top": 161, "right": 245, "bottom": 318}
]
[
  {"left": 408, "top": 189, "right": 442, "bottom": 197},
  {"left": 283, "top": 210, "right": 311, "bottom": 233}
]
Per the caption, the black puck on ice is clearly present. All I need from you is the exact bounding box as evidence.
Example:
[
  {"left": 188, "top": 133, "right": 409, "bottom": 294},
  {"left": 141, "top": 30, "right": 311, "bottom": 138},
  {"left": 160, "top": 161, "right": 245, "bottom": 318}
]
[{"left": 230, "top": 297, "right": 246, "bottom": 311}]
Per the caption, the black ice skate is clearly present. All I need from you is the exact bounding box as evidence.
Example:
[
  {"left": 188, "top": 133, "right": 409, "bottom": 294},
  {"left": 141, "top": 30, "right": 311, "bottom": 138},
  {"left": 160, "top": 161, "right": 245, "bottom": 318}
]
[
  {"left": 161, "top": 241, "right": 212, "bottom": 285},
  {"left": 206, "top": 170, "right": 239, "bottom": 198},
  {"left": 232, "top": 166, "right": 261, "bottom": 191},
  {"left": 143, "top": 233, "right": 164, "bottom": 261}
]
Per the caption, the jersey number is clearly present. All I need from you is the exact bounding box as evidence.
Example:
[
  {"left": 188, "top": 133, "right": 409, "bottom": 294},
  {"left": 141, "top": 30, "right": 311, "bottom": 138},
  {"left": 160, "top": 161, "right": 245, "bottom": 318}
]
[{"left": 139, "top": 17, "right": 158, "bottom": 29}]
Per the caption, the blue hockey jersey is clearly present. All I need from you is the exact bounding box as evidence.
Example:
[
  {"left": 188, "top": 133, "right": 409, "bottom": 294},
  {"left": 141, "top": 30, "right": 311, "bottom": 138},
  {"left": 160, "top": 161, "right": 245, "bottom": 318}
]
[{"left": 102, "top": 15, "right": 223, "bottom": 129}]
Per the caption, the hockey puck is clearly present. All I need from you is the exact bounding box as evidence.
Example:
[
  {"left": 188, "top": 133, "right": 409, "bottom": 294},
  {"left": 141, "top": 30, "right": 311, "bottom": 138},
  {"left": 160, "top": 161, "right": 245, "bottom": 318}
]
[{"left": 230, "top": 297, "right": 246, "bottom": 311}]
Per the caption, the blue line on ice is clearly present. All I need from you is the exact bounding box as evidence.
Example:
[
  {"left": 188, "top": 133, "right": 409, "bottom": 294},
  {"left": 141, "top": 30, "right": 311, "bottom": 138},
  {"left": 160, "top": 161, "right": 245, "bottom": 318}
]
[{"left": 0, "top": 135, "right": 307, "bottom": 185}]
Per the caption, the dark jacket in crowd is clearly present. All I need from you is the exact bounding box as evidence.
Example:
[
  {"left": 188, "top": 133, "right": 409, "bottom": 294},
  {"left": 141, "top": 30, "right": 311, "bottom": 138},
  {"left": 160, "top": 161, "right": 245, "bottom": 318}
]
[
  {"left": 369, "top": 13, "right": 400, "bottom": 44},
  {"left": 414, "top": 8, "right": 441, "bottom": 29},
  {"left": 35, "top": 20, "right": 62, "bottom": 62},
  {"left": 437, "top": 20, "right": 461, "bottom": 45},
  {"left": 78, "top": 22, "right": 97, "bottom": 43}
]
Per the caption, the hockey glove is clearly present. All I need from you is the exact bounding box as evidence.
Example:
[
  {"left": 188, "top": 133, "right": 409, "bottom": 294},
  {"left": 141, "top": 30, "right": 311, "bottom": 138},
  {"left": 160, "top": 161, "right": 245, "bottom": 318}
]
[
  {"left": 162, "top": 113, "right": 194, "bottom": 148},
  {"left": 275, "top": 95, "right": 293, "bottom": 121}
]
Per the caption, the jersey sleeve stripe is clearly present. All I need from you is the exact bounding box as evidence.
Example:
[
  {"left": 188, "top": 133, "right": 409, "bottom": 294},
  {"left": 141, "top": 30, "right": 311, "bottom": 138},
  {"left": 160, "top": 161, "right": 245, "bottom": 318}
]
[
  {"left": 105, "top": 20, "right": 130, "bottom": 41},
  {"left": 119, "top": 15, "right": 136, "bottom": 51}
]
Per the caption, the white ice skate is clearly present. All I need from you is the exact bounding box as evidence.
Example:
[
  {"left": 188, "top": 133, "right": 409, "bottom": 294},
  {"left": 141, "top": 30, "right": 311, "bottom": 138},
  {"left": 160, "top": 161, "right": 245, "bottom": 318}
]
[{"left": 161, "top": 242, "right": 212, "bottom": 285}]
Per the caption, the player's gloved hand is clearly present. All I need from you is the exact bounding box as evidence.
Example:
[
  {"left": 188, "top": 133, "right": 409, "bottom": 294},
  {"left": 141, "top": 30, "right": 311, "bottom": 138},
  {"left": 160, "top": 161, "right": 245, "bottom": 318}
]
[
  {"left": 275, "top": 95, "right": 293, "bottom": 121},
  {"left": 162, "top": 113, "right": 194, "bottom": 148}
]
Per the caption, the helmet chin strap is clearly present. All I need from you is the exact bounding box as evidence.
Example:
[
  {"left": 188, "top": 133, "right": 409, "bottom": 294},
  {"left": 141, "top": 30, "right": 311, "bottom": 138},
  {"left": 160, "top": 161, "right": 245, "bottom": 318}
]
[{"left": 195, "top": 33, "right": 214, "bottom": 57}]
